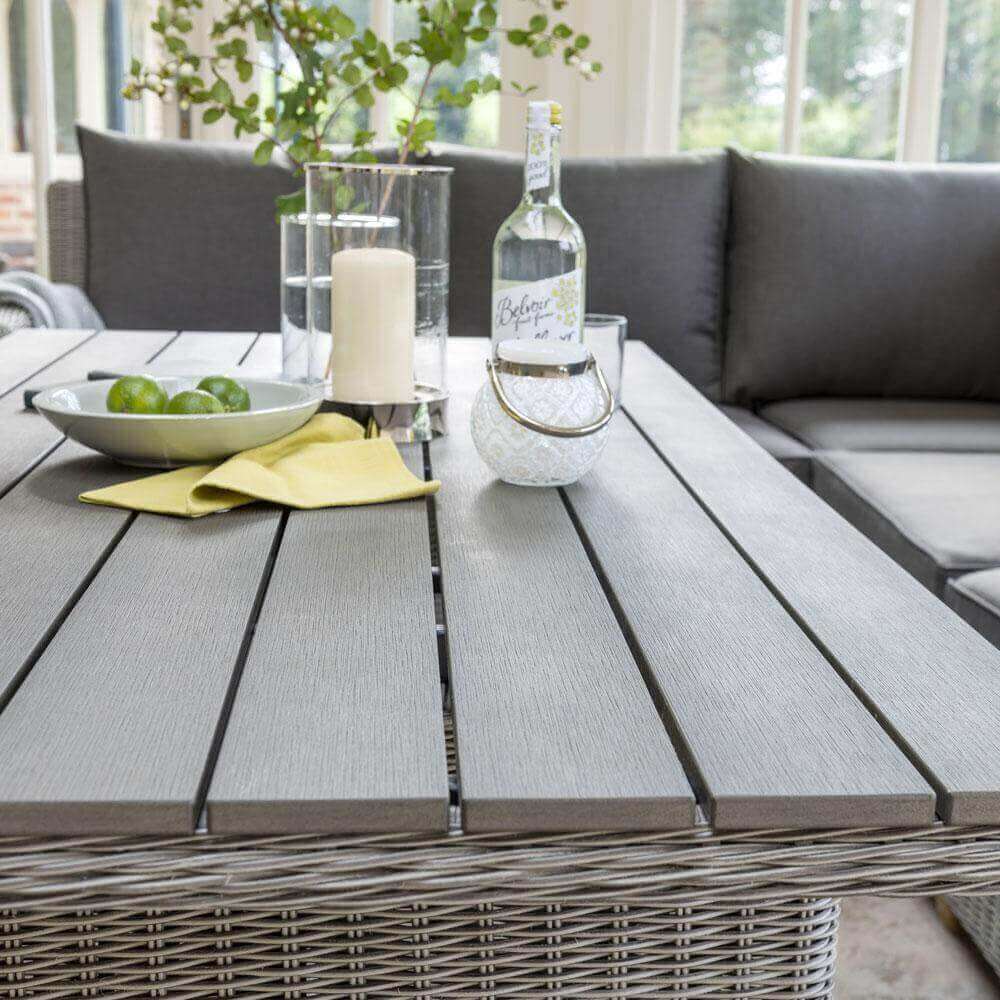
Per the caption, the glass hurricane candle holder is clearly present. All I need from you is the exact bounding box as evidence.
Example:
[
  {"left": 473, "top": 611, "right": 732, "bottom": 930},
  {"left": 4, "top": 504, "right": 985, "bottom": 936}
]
[{"left": 293, "top": 161, "right": 453, "bottom": 442}]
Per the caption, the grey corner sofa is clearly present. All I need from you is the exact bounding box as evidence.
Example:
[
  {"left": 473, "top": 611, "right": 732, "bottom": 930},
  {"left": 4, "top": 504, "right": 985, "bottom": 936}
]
[{"left": 39, "top": 127, "right": 1000, "bottom": 658}]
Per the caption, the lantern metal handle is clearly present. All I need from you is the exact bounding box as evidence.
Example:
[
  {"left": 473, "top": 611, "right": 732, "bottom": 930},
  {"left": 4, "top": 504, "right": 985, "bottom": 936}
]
[{"left": 486, "top": 356, "right": 614, "bottom": 439}]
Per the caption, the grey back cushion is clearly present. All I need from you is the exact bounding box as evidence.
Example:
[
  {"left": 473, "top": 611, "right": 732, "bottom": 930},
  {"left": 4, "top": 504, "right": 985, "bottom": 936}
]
[
  {"left": 432, "top": 145, "right": 728, "bottom": 397},
  {"left": 78, "top": 129, "right": 728, "bottom": 395},
  {"left": 78, "top": 126, "right": 299, "bottom": 332},
  {"left": 723, "top": 150, "right": 1000, "bottom": 405}
]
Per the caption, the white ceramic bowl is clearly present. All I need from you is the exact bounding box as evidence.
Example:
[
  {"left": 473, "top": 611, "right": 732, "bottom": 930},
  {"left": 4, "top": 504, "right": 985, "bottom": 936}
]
[{"left": 34, "top": 377, "right": 323, "bottom": 468}]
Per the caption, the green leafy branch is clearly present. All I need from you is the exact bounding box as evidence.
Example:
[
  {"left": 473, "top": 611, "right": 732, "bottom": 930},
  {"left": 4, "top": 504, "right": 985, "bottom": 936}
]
[{"left": 123, "top": 0, "right": 601, "bottom": 213}]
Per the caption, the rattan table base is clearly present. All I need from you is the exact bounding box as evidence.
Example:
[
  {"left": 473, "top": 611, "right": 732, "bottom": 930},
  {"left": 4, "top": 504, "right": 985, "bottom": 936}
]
[{"left": 4, "top": 824, "right": 1000, "bottom": 998}]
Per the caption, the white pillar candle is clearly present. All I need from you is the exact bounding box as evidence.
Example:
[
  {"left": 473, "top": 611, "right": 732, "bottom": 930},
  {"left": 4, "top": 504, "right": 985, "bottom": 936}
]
[{"left": 330, "top": 246, "right": 415, "bottom": 403}]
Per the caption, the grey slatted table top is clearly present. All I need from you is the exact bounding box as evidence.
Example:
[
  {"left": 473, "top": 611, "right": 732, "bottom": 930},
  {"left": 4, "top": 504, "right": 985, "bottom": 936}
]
[{"left": 0, "top": 329, "right": 997, "bottom": 838}]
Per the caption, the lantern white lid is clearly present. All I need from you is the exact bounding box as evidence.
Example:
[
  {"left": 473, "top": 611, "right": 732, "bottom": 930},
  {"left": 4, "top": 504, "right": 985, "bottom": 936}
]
[{"left": 496, "top": 339, "right": 589, "bottom": 366}]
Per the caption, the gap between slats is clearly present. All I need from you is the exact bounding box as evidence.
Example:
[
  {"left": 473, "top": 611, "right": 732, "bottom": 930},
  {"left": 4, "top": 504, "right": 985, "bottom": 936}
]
[
  {"left": 0, "top": 330, "right": 101, "bottom": 402},
  {"left": 557, "top": 488, "right": 710, "bottom": 818},
  {"left": 423, "top": 441, "right": 464, "bottom": 832},
  {"left": 194, "top": 511, "right": 290, "bottom": 831},
  {"left": 620, "top": 405, "right": 948, "bottom": 823}
]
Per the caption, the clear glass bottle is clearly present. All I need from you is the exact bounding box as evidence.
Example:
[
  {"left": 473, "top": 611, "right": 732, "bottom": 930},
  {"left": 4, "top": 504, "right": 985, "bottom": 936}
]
[{"left": 491, "top": 100, "right": 586, "bottom": 352}]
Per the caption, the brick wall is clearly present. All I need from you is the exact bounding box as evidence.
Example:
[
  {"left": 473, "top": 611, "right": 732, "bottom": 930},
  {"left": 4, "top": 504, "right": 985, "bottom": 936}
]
[
  {"left": 0, "top": 180, "right": 35, "bottom": 269},
  {"left": 0, "top": 180, "right": 34, "bottom": 241}
]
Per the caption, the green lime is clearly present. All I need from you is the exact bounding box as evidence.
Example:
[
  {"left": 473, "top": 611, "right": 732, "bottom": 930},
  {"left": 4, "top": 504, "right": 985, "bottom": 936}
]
[
  {"left": 166, "top": 389, "right": 225, "bottom": 415},
  {"left": 196, "top": 375, "right": 251, "bottom": 413},
  {"left": 106, "top": 375, "right": 168, "bottom": 414}
]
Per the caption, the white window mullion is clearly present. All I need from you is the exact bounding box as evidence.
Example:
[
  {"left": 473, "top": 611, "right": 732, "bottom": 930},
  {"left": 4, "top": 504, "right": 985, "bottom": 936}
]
[
  {"left": 898, "top": 0, "right": 948, "bottom": 162},
  {"left": 659, "top": 0, "right": 684, "bottom": 154},
  {"left": 27, "top": 0, "right": 56, "bottom": 277},
  {"left": 781, "top": 0, "right": 808, "bottom": 154},
  {"left": 0, "top": 0, "right": 13, "bottom": 155}
]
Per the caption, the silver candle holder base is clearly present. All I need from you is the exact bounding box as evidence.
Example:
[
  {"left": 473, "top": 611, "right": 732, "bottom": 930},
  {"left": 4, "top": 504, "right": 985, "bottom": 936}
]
[{"left": 321, "top": 383, "right": 448, "bottom": 443}]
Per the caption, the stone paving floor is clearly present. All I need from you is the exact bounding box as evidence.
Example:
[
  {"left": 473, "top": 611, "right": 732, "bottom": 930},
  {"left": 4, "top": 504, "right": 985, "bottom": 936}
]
[{"left": 837, "top": 897, "right": 1000, "bottom": 999}]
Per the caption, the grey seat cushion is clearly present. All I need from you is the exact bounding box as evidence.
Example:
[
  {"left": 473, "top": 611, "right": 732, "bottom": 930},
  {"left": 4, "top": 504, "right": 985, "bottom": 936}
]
[
  {"left": 78, "top": 126, "right": 299, "bottom": 331},
  {"left": 718, "top": 404, "right": 812, "bottom": 482},
  {"left": 813, "top": 452, "right": 1000, "bottom": 594},
  {"left": 723, "top": 150, "right": 1000, "bottom": 406},
  {"left": 428, "top": 146, "right": 730, "bottom": 397},
  {"left": 946, "top": 569, "right": 1000, "bottom": 649},
  {"left": 760, "top": 398, "right": 1000, "bottom": 451}
]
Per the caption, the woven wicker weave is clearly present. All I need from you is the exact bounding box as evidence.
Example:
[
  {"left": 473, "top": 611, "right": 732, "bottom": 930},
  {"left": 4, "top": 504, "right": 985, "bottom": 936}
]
[
  {"left": 948, "top": 895, "right": 1000, "bottom": 982},
  {"left": 46, "top": 181, "right": 86, "bottom": 290},
  {"left": 5, "top": 825, "right": 1000, "bottom": 998},
  {"left": 0, "top": 304, "right": 33, "bottom": 337}
]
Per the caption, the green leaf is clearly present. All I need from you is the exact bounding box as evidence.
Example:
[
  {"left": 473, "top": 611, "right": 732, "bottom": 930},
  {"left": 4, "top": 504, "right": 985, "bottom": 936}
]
[
  {"left": 529, "top": 14, "right": 548, "bottom": 32},
  {"left": 552, "top": 22, "right": 572, "bottom": 39},
  {"left": 507, "top": 28, "right": 527, "bottom": 45},
  {"left": 275, "top": 189, "right": 306, "bottom": 220},
  {"left": 202, "top": 107, "right": 224, "bottom": 124},
  {"left": 236, "top": 59, "right": 253, "bottom": 83},
  {"left": 253, "top": 15, "right": 273, "bottom": 43},
  {"left": 361, "top": 28, "right": 377, "bottom": 51},
  {"left": 253, "top": 139, "right": 275, "bottom": 165},
  {"left": 334, "top": 184, "right": 353, "bottom": 211},
  {"left": 130, "top": 58, "right": 141, "bottom": 76},
  {"left": 575, "top": 33, "right": 591, "bottom": 50},
  {"left": 469, "top": 27, "right": 489, "bottom": 42},
  {"left": 532, "top": 39, "right": 553, "bottom": 57},
  {"left": 210, "top": 78, "right": 232, "bottom": 104},
  {"left": 341, "top": 63, "right": 362, "bottom": 86},
  {"left": 387, "top": 62, "right": 408, "bottom": 86},
  {"left": 480, "top": 4, "right": 497, "bottom": 28},
  {"left": 355, "top": 84, "right": 374, "bottom": 108},
  {"left": 481, "top": 73, "right": 500, "bottom": 94}
]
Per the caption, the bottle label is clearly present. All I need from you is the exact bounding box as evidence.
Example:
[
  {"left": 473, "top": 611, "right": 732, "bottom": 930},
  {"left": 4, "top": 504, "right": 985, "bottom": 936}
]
[
  {"left": 525, "top": 128, "right": 551, "bottom": 190},
  {"left": 492, "top": 269, "right": 583, "bottom": 342}
]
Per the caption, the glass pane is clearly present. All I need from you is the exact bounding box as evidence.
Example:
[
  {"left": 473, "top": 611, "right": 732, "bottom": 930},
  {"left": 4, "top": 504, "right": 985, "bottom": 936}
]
[
  {"left": 680, "top": 0, "right": 786, "bottom": 153},
  {"left": 801, "top": 0, "right": 910, "bottom": 160},
  {"left": 388, "top": 3, "right": 499, "bottom": 148},
  {"left": 8, "top": 0, "right": 77, "bottom": 154},
  {"left": 105, "top": 0, "right": 162, "bottom": 138},
  {"left": 263, "top": 0, "right": 372, "bottom": 144},
  {"left": 939, "top": 0, "right": 1000, "bottom": 162}
]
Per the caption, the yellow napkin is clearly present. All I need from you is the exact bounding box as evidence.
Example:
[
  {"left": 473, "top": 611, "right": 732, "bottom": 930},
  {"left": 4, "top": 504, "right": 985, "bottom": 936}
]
[{"left": 79, "top": 414, "right": 439, "bottom": 517}]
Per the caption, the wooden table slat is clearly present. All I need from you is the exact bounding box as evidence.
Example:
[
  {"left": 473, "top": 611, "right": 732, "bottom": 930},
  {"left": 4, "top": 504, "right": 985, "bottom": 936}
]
[
  {"left": 0, "top": 328, "right": 94, "bottom": 400},
  {"left": 0, "top": 330, "right": 176, "bottom": 497},
  {"left": 623, "top": 342, "right": 1000, "bottom": 825},
  {"left": 429, "top": 340, "right": 695, "bottom": 833},
  {"left": 564, "top": 414, "right": 936, "bottom": 829},
  {"left": 0, "top": 332, "right": 273, "bottom": 835},
  {"left": 207, "top": 447, "right": 450, "bottom": 834}
]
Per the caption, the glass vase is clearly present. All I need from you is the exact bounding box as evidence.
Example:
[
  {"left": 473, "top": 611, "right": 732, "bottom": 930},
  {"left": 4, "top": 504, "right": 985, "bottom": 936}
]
[{"left": 292, "top": 162, "right": 453, "bottom": 442}]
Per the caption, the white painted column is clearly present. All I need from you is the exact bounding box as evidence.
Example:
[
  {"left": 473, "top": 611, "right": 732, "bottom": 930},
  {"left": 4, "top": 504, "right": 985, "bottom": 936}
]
[
  {"left": 780, "top": 0, "right": 808, "bottom": 154},
  {"left": 27, "top": 0, "right": 57, "bottom": 276},
  {"left": 68, "top": 0, "right": 107, "bottom": 130},
  {"left": 652, "top": 0, "right": 684, "bottom": 154},
  {"left": 898, "top": 0, "right": 949, "bottom": 161},
  {"left": 0, "top": 0, "right": 12, "bottom": 154}
]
